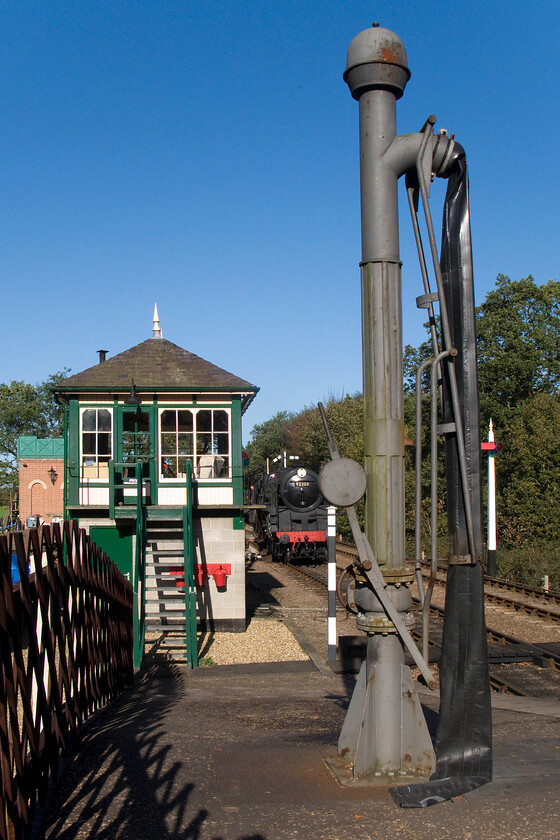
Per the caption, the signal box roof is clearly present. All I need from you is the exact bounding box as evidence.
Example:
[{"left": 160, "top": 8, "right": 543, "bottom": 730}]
[{"left": 53, "top": 337, "right": 259, "bottom": 413}]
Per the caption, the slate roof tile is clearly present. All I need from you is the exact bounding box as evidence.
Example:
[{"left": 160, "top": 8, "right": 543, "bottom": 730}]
[{"left": 53, "top": 338, "right": 258, "bottom": 410}]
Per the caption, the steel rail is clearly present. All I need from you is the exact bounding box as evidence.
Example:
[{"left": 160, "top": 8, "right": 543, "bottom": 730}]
[
  {"left": 484, "top": 576, "right": 560, "bottom": 604},
  {"left": 416, "top": 598, "right": 560, "bottom": 672},
  {"left": 282, "top": 557, "right": 535, "bottom": 694},
  {"left": 408, "top": 628, "right": 527, "bottom": 697},
  {"left": 337, "top": 543, "right": 560, "bottom": 618}
]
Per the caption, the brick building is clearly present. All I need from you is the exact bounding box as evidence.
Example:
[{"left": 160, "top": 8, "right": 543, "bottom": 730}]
[{"left": 17, "top": 436, "right": 64, "bottom": 525}]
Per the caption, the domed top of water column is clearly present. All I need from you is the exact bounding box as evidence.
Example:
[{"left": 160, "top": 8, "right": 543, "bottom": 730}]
[{"left": 344, "top": 23, "right": 411, "bottom": 101}]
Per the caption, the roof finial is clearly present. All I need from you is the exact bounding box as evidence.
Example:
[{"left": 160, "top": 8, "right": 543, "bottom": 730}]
[{"left": 152, "top": 303, "right": 162, "bottom": 339}]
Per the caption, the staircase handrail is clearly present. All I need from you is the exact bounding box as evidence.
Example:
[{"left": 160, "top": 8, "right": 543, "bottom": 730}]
[{"left": 183, "top": 460, "right": 197, "bottom": 668}]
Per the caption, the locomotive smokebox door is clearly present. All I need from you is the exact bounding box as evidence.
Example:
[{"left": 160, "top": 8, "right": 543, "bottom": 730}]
[
  {"left": 280, "top": 467, "right": 323, "bottom": 511},
  {"left": 319, "top": 458, "right": 367, "bottom": 507}
]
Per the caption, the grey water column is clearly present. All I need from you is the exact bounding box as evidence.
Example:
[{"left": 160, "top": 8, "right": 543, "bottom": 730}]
[
  {"left": 345, "top": 25, "right": 410, "bottom": 568},
  {"left": 339, "top": 25, "right": 437, "bottom": 777}
]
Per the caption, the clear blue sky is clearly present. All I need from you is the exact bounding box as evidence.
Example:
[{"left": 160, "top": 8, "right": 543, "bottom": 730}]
[{"left": 2, "top": 1, "right": 559, "bottom": 443}]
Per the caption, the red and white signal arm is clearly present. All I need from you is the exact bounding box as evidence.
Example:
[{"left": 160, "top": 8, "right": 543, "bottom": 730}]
[{"left": 481, "top": 442, "right": 502, "bottom": 454}]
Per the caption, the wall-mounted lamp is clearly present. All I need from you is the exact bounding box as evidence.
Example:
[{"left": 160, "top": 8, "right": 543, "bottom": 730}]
[
  {"left": 48, "top": 467, "right": 58, "bottom": 485},
  {"left": 124, "top": 379, "right": 142, "bottom": 406}
]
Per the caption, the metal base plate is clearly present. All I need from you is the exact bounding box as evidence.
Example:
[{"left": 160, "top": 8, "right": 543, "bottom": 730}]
[
  {"left": 212, "top": 745, "right": 389, "bottom": 807},
  {"left": 325, "top": 754, "right": 432, "bottom": 788}
]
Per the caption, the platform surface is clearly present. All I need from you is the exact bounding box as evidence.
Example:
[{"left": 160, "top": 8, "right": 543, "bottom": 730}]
[{"left": 37, "top": 644, "right": 560, "bottom": 840}]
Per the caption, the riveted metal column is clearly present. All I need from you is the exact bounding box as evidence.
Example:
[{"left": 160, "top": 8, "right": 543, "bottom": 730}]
[
  {"left": 361, "top": 258, "right": 404, "bottom": 569},
  {"left": 349, "top": 43, "right": 406, "bottom": 569},
  {"left": 340, "top": 24, "right": 435, "bottom": 780}
]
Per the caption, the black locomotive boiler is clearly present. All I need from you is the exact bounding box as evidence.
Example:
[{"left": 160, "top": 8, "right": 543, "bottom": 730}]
[{"left": 251, "top": 466, "right": 328, "bottom": 563}]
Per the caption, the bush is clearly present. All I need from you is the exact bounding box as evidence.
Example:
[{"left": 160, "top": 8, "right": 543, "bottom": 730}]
[{"left": 496, "top": 543, "right": 560, "bottom": 591}]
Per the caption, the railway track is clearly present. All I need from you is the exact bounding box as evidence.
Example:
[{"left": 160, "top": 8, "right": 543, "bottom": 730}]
[
  {"left": 283, "top": 554, "right": 560, "bottom": 697},
  {"left": 336, "top": 542, "right": 560, "bottom": 623},
  {"left": 485, "top": 575, "right": 560, "bottom": 606}
]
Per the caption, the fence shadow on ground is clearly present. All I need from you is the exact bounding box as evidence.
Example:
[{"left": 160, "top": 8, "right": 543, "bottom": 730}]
[
  {"left": 37, "top": 660, "right": 199, "bottom": 839},
  {"left": 36, "top": 660, "right": 267, "bottom": 840}
]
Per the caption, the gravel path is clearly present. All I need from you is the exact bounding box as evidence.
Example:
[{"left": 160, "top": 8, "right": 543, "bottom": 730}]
[
  {"left": 188, "top": 553, "right": 361, "bottom": 667},
  {"left": 197, "top": 616, "right": 309, "bottom": 665}
]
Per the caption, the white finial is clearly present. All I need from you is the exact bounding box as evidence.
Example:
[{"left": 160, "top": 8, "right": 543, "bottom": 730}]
[{"left": 152, "top": 303, "right": 162, "bottom": 339}]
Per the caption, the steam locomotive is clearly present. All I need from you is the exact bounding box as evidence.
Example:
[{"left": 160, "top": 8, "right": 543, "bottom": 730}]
[{"left": 250, "top": 466, "right": 328, "bottom": 563}]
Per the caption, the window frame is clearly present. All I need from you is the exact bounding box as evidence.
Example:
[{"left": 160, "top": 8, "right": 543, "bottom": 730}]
[
  {"left": 79, "top": 406, "right": 113, "bottom": 481},
  {"left": 158, "top": 406, "right": 231, "bottom": 482}
]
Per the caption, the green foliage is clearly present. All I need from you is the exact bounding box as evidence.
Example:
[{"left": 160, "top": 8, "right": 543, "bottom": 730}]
[
  {"left": 496, "top": 544, "right": 560, "bottom": 592},
  {"left": 290, "top": 395, "right": 365, "bottom": 542},
  {"left": 245, "top": 395, "right": 365, "bottom": 485},
  {"left": 497, "top": 392, "right": 560, "bottom": 546},
  {"left": 244, "top": 411, "right": 295, "bottom": 485},
  {"left": 477, "top": 275, "right": 560, "bottom": 431},
  {"left": 474, "top": 275, "right": 560, "bottom": 551},
  {"left": 198, "top": 655, "right": 215, "bottom": 667},
  {"left": 403, "top": 274, "right": 560, "bottom": 554},
  {"left": 0, "top": 370, "right": 69, "bottom": 489},
  {"left": 293, "top": 394, "right": 364, "bottom": 472},
  {"left": 246, "top": 273, "right": 560, "bottom": 564},
  {"left": 403, "top": 339, "right": 433, "bottom": 394},
  {"left": 244, "top": 395, "right": 365, "bottom": 542}
]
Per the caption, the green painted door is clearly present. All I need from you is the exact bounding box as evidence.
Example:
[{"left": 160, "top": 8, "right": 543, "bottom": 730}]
[{"left": 90, "top": 525, "right": 134, "bottom": 580}]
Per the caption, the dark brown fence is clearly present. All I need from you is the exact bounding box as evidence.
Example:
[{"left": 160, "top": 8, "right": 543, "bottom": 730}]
[{"left": 0, "top": 520, "right": 133, "bottom": 839}]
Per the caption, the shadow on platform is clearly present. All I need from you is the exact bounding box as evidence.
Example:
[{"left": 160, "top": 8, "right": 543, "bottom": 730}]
[{"left": 37, "top": 660, "right": 263, "bottom": 840}]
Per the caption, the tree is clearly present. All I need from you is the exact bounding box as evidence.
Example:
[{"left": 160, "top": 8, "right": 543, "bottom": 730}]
[
  {"left": 288, "top": 394, "right": 364, "bottom": 472},
  {"left": 247, "top": 275, "right": 560, "bottom": 553},
  {"left": 403, "top": 339, "right": 433, "bottom": 394},
  {"left": 497, "top": 392, "right": 560, "bottom": 547},
  {"left": 244, "top": 411, "right": 295, "bottom": 485},
  {"left": 476, "top": 275, "right": 560, "bottom": 432},
  {"left": 404, "top": 275, "right": 560, "bottom": 428},
  {"left": 403, "top": 274, "right": 560, "bottom": 550},
  {"left": 0, "top": 371, "right": 69, "bottom": 490}
]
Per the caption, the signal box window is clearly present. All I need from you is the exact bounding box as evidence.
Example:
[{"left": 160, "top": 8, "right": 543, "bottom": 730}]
[
  {"left": 81, "top": 408, "right": 112, "bottom": 479},
  {"left": 159, "top": 408, "right": 230, "bottom": 479}
]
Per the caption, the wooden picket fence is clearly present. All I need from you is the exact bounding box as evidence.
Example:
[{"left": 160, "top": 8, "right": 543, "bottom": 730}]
[{"left": 0, "top": 520, "right": 133, "bottom": 839}]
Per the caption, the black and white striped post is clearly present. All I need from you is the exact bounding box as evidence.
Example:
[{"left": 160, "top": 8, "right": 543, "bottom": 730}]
[
  {"left": 482, "top": 419, "right": 502, "bottom": 576},
  {"left": 327, "top": 505, "right": 337, "bottom": 660}
]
